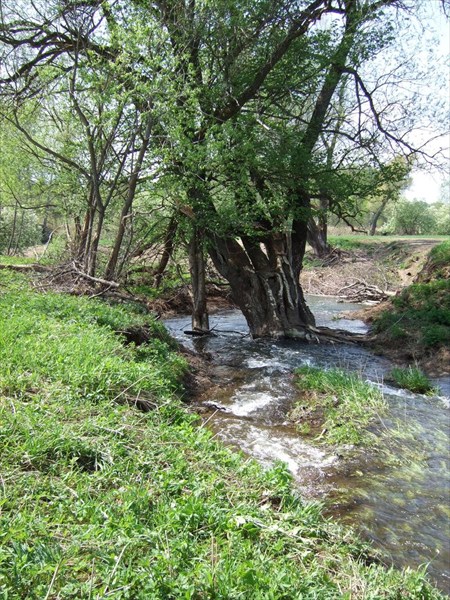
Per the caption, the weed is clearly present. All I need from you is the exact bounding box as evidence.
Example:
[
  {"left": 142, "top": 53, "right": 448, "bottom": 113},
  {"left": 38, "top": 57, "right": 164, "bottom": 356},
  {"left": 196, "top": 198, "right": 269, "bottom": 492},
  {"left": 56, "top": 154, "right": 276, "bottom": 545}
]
[{"left": 390, "top": 366, "right": 438, "bottom": 395}]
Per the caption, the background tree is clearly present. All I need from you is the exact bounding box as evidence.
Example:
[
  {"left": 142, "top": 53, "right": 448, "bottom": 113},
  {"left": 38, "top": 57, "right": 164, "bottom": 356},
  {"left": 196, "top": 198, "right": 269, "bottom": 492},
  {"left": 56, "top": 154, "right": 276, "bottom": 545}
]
[{"left": 388, "top": 199, "right": 436, "bottom": 235}]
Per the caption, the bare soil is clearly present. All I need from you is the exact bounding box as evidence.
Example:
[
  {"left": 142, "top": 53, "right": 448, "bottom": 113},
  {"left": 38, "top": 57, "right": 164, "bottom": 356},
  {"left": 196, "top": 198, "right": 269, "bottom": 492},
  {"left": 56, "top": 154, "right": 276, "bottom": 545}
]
[{"left": 300, "top": 239, "right": 439, "bottom": 298}]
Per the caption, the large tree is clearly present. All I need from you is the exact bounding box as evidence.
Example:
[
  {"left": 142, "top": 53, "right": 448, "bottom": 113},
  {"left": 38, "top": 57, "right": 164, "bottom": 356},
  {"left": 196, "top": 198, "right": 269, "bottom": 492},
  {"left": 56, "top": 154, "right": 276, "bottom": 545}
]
[{"left": 0, "top": 0, "right": 446, "bottom": 336}]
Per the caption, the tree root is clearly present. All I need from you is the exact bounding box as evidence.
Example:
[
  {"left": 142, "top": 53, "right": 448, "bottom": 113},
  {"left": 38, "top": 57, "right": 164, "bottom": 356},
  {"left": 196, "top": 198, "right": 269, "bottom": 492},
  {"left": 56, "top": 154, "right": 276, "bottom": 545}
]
[{"left": 306, "top": 325, "right": 371, "bottom": 345}]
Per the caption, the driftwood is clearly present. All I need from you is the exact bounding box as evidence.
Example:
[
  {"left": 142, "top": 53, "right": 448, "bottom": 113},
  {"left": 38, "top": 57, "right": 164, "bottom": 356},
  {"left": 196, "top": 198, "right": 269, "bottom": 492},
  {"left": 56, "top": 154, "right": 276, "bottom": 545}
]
[
  {"left": 337, "top": 279, "right": 394, "bottom": 303},
  {"left": 308, "top": 325, "right": 371, "bottom": 345}
]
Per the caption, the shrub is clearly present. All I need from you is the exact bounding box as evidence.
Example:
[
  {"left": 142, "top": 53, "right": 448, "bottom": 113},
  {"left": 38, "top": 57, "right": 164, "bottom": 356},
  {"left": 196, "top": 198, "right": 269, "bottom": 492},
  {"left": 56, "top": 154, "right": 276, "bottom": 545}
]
[{"left": 422, "top": 325, "right": 450, "bottom": 348}]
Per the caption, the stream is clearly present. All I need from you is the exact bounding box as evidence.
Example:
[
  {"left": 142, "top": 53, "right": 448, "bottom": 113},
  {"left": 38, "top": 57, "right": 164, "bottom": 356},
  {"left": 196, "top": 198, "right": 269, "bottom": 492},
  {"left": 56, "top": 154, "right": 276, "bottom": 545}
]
[{"left": 165, "top": 296, "right": 450, "bottom": 592}]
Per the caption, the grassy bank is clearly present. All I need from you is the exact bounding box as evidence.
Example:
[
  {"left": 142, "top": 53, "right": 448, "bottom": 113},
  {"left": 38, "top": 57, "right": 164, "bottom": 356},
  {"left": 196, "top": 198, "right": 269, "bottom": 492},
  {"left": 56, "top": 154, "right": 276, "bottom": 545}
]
[
  {"left": 371, "top": 241, "right": 450, "bottom": 374},
  {"left": 0, "top": 270, "right": 445, "bottom": 598}
]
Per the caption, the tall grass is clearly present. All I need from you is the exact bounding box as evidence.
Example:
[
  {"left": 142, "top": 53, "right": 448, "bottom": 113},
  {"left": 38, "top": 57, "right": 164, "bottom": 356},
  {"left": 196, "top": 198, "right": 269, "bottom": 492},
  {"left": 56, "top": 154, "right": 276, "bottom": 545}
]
[{"left": 390, "top": 366, "right": 438, "bottom": 395}]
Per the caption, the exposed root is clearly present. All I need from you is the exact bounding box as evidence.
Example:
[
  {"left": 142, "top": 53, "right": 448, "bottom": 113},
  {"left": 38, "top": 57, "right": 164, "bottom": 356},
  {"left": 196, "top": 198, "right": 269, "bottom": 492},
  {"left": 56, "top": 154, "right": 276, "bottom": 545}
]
[{"left": 306, "top": 326, "right": 370, "bottom": 345}]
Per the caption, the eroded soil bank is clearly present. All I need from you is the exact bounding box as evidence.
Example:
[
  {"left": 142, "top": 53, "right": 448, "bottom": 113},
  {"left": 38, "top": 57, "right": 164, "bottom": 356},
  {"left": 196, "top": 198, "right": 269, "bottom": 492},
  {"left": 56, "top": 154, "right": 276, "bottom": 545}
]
[
  {"left": 315, "top": 238, "right": 450, "bottom": 376},
  {"left": 301, "top": 238, "right": 441, "bottom": 296}
]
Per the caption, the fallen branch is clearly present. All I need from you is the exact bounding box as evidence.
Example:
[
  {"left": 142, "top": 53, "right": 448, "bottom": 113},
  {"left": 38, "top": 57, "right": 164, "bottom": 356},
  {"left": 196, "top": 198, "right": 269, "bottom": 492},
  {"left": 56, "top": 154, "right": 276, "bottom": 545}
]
[
  {"left": 0, "top": 263, "right": 50, "bottom": 273},
  {"left": 72, "top": 264, "right": 120, "bottom": 288}
]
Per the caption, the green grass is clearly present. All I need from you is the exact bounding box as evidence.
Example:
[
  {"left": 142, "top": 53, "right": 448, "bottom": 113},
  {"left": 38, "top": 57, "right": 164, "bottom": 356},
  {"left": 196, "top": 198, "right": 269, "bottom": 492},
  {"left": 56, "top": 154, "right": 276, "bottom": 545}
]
[
  {"left": 0, "top": 271, "right": 445, "bottom": 598},
  {"left": 373, "top": 279, "right": 450, "bottom": 349},
  {"left": 291, "top": 366, "right": 386, "bottom": 446},
  {"left": 327, "top": 236, "right": 381, "bottom": 253},
  {"left": 327, "top": 235, "right": 448, "bottom": 259},
  {"left": 0, "top": 255, "right": 39, "bottom": 265},
  {"left": 428, "top": 240, "right": 450, "bottom": 269},
  {"left": 329, "top": 234, "right": 448, "bottom": 244},
  {"left": 390, "top": 366, "right": 438, "bottom": 395}
]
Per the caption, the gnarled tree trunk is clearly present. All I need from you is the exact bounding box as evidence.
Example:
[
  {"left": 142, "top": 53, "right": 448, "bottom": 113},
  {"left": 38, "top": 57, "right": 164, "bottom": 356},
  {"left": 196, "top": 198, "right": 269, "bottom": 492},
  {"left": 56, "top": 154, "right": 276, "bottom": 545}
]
[
  {"left": 208, "top": 212, "right": 314, "bottom": 338},
  {"left": 307, "top": 217, "right": 331, "bottom": 258}
]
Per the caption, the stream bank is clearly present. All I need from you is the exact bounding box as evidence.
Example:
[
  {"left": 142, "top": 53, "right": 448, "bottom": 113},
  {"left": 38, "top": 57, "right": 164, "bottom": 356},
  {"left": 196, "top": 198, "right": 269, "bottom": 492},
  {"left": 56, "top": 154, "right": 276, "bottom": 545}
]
[
  {"left": 3, "top": 268, "right": 445, "bottom": 598},
  {"left": 165, "top": 297, "right": 450, "bottom": 593}
]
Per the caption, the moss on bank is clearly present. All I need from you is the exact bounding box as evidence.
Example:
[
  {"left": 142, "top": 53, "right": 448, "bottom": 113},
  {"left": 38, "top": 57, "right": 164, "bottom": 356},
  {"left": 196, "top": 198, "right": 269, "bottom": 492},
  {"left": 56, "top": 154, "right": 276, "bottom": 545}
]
[{"left": 0, "top": 269, "right": 445, "bottom": 598}]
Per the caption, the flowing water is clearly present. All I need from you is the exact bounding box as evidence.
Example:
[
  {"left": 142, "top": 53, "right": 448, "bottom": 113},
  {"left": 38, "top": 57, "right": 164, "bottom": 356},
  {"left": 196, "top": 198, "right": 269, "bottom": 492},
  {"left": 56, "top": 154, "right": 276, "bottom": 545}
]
[{"left": 165, "top": 296, "right": 450, "bottom": 592}]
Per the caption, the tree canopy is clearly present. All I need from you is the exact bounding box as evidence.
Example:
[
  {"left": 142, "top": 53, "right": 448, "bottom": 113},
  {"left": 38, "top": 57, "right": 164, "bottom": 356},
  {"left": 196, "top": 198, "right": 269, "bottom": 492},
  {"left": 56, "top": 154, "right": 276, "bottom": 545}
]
[{"left": 0, "top": 0, "right": 448, "bottom": 335}]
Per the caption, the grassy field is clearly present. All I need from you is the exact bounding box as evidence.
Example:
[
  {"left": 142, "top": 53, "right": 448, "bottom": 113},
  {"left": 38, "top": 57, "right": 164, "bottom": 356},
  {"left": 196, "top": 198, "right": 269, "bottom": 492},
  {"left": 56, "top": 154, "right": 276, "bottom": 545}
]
[
  {"left": 326, "top": 234, "right": 447, "bottom": 258},
  {"left": 328, "top": 234, "right": 448, "bottom": 247},
  {"left": 0, "top": 268, "right": 446, "bottom": 598}
]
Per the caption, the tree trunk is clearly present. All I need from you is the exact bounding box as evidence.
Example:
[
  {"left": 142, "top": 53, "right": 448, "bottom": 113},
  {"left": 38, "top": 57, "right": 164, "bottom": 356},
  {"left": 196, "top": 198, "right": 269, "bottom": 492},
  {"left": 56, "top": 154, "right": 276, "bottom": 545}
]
[
  {"left": 307, "top": 217, "right": 331, "bottom": 258},
  {"left": 7, "top": 200, "right": 18, "bottom": 256},
  {"left": 74, "top": 203, "right": 95, "bottom": 266},
  {"left": 104, "top": 115, "right": 152, "bottom": 281},
  {"left": 189, "top": 228, "right": 209, "bottom": 331},
  {"left": 153, "top": 216, "right": 177, "bottom": 288},
  {"left": 208, "top": 219, "right": 314, "bottom": 338},
  {"left": 86, "top": 205, "right": 105, "bottom": 276},
  {"left": 369, "top": 197, "right": 389, "bottom": 236}
]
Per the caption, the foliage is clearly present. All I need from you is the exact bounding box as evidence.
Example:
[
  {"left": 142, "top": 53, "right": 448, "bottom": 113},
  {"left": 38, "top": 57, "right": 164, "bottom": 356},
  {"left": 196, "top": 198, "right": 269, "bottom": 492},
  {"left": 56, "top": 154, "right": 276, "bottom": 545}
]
[
  {"left": 390, "top": 366, "right": 438, "bottom": 395},
  {"left": 429, "top": 202, "right": 450, "bottom": 235},
  {"left": 291, "top": 366, "right": 386, "bottom": 446},
  {"left": 0, "top": 272, "right": 444, "bottom": 598},
  {"left": 383, "top": 200, "right": 437, "bottom": 235},
  {"left": 0, "top": 2, "right": 446, "bottom": 270},
  {"left": 342, "top": 156, "right": 413, "bottom": 235}
]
